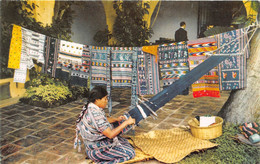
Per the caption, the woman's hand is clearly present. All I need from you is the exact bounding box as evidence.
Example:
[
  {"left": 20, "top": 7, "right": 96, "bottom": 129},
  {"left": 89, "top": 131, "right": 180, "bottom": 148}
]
[
  {"left": 126, "top": 116, "right": 135, "bottom": 125},
  {"left": 117, "top": 115, "right": 126, "bottom": 122}
]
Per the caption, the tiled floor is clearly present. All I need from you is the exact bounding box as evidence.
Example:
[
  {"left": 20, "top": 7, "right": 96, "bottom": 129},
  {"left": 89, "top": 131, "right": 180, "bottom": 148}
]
[{"left": 0, "top": 88, "right": 230, "bottom": 164}]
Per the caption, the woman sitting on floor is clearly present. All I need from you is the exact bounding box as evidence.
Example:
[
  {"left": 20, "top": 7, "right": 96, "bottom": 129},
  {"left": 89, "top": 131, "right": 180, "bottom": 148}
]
[{"left": 75, "top": 86, "right": 136, "bottom": 164}]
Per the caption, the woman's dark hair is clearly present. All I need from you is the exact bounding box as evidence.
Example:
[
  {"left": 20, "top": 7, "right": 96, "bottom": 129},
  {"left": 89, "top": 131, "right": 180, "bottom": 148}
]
[{"left": 76, "top": 86, "right": 108, "bottom": 123}]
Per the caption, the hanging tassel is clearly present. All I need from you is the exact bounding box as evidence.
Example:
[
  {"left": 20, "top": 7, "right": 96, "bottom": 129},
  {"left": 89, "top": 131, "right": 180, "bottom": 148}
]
[
  {"left": 74, "top": 128, "right": 79, "bottom": 149},
  {"left": 78, "top": 139, "right": 81, "bottom": 152}
]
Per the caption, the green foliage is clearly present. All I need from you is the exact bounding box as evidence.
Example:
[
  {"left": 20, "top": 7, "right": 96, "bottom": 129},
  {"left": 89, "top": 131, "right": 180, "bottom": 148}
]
[
  {"left": 93, "top": 26, "right": 112, "bottom": 46},
  {"left": 22, "top": 83, "right": 72, "bottom": 108},
  {"left": 231, "top": 1, "right": 259, "bottom": 27},
  {"left": 180, "top": 123, "right": 260, "bottom": 164},
  {"left": 21, "top": 71, "right": 89, "bottom": 108},
  {"left": 1, "top": 1, "right": 75, "bottom": 78},
  {"left": 112, "top": 1, "right": 153, "bottom": 47},
  {"left": 203, "top": 26, "right": 235, "bottom": 37},
  {"left": 70, "top": 85, "right": 89, "bottom": 99}
]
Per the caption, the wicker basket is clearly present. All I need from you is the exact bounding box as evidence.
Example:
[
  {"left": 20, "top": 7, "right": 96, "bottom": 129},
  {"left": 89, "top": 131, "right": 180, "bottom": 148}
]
[{"left": 188, "top": 116, "right": 223, "bottom": 140}]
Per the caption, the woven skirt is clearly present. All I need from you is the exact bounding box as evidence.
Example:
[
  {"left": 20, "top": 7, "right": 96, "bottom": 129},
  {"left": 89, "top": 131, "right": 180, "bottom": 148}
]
[{"left": 86, "top": 137, "right": 135, "bottom": 164}]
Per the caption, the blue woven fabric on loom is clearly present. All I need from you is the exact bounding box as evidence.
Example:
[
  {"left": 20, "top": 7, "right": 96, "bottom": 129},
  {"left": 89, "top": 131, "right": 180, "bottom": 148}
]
[{"left": 128, "top": 55, "right": 229, "bottom": 124}]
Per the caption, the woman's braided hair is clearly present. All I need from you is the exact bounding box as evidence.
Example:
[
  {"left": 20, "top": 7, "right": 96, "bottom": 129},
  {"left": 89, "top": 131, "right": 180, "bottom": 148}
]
[{"left": 76, "top": 86, "right": 108, "bottom": 123}]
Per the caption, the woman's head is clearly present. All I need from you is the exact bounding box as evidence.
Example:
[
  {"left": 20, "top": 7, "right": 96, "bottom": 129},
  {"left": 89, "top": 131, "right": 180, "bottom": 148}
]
[
  {"left": 89, "top": 86, "right": 108, "bottom": 109},
  {"left": 76, "top": 86, "right": 108, "bottom": 123}
]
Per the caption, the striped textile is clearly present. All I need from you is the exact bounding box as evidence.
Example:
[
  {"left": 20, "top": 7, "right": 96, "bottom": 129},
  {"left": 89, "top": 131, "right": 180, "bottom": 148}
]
[
  {"left": 216, "top": 29, "right": 249, "bottom": 90},
  {"left": 137, "top": 47, "right": 160, "bottom": 95},
  {"left": 70, "top": 45, "right": 90, "bottom": 87},
  {"left": 131, "top": 48, "right": 138, "bottom": 109},
  {"left": 43, "top": 37, "right": 60, "bottom": 77},
  {"left": 111, "top": 47, "right": 133, "bottom": 88},
  {"left": 188, "top": 38, "right": 220, "bottom": 98},
  {"left": 90, "top": 46, "right": 109, "bottom": 86},
  {"left": 21, "top": 27, "right": 46, "bottom": 66},
  {"left": 86, "top": 137, "right": 135, "bottom": 164},
  {"left": 8, "top": 25, "right": 22, "bottom": 69},
  {"left": 106, "top": 52, "right": 112, "bottom": 113},
  {"left": 58, "top": 40, "right": 83, "bottom": 66},
  {"left": 56, "top": 40, "right": 84, "bottom": 82},
  {"left": 158, "top": 42, "right": 190, "bottom": 95}
]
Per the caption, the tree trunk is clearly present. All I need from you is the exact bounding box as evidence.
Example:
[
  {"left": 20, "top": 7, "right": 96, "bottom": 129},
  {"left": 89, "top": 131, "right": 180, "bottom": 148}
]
[{"left": 218, "top": 28, "right": 260, "bottom": 124}]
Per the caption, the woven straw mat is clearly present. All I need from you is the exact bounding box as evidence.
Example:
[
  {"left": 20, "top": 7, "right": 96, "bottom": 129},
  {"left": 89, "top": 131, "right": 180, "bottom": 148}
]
[
  {"left": 130, "top": 127, "right": 218, "bottom": 163},
  {"left": 121, "top": 139, "right": 154, "bottom": 163}
]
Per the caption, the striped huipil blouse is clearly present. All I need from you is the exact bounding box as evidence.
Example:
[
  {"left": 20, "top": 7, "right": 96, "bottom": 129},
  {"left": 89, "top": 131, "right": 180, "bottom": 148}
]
[{"left": 75, "top": 103, "right": 135, "bottom": 164}]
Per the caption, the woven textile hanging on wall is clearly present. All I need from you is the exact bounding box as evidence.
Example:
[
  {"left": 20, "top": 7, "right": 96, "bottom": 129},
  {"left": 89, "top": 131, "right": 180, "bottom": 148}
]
[
  {"left": 158, "top": 42, "right": 190, "bottom": 95},
  {"left": 187, "top": 37, "right": 220, "bottom": 98},
  {"left": 137, "top": 47, "right": 160, "bottom": 95},
  {"left": 215, "top": 29, "right": 249, "bottom": 90}
]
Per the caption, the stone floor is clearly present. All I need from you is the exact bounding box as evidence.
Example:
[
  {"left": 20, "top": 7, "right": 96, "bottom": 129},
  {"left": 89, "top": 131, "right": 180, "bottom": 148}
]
[{"left": 0, "top": 88, "right": 230, "bottom": 164}]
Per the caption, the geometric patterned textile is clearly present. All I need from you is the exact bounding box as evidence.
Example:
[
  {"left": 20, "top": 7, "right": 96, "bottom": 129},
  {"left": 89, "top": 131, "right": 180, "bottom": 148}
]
[
  {"left": 43, "top": 37, "right": 60, "bottom": 77},
  {"left": 70, "top": 45, "right": 90, "bottom": 87},
  {"left": 8, "top": 25, "right": 22, "bottom": 69},
  {"left": 58, "top": 40, "right": 83, "bottom": 66},
  {"left": 90, "top": 46, "right": 109, "bottom": 86},
  {"left": 188, "top": 38, "right": 220, "bottom": 97},
  {"left": 215, "top": 29, "right": 249, "bottom": 90},
  {"left": 158, "top": 42, "right": 190, "bottom": 94},
  {"left": 21, "top": 27, "right": 46, "bottom": 67},
  {"left": 111, "top": 47, "right": 133, "bottom": 88},
  {"left": 187, "top": 37, "right": 217, "bottom": 56},
  {"left": 130, "top": 128, "right": 217, "bottom": 163},
  {"left": 137, "top": 47, "right": 160, "bottom": 95},
  {"left": 106, "top": 51, "right": 112, "bottom": 113},
  {"left": 131, "top": 48, "right": 138, "bottom": 109}
]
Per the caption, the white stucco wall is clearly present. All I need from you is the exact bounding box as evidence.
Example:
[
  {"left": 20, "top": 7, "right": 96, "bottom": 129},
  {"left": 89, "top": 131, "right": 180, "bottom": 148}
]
[{"left": 150, "top": 1, "right": 199, "bottom": 42}]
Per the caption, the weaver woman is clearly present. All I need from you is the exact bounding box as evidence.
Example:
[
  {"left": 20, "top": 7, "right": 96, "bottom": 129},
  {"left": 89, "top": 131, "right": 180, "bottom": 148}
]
[{"left": 74, "top": 86, "right": 136, "bottom": 164}]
